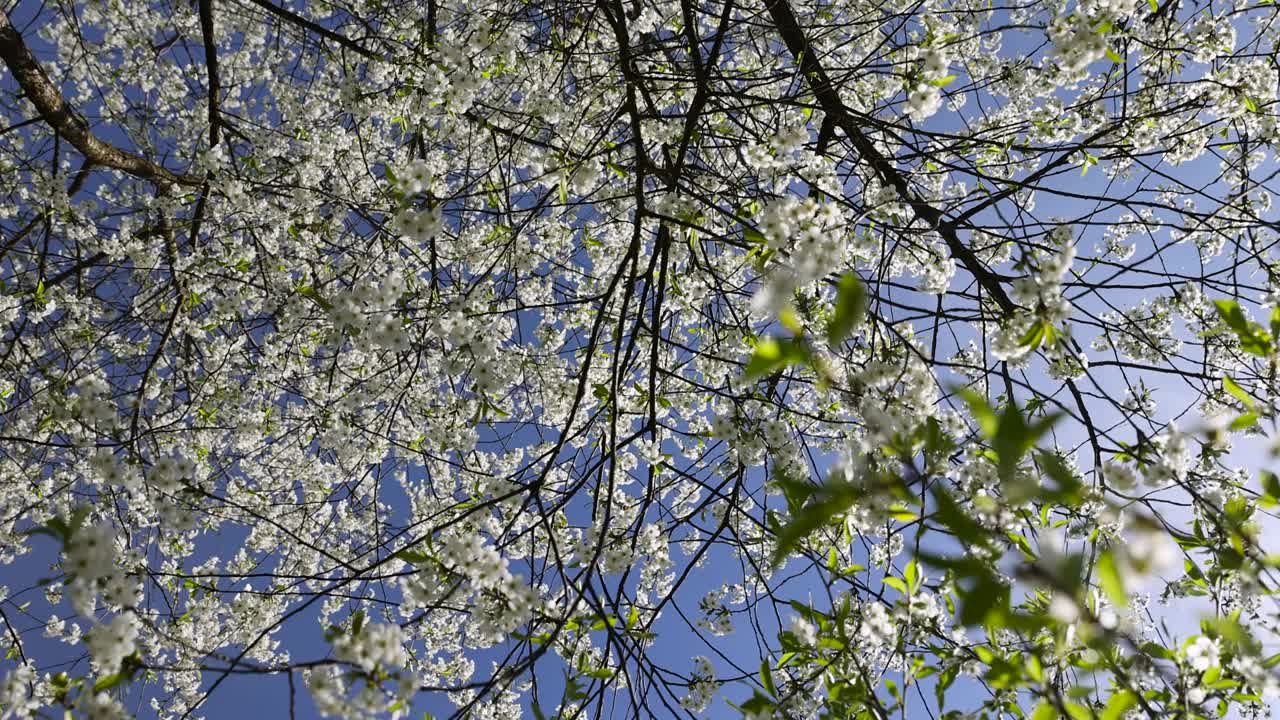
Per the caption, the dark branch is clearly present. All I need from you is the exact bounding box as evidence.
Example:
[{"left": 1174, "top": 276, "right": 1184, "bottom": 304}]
[
  {"left": 764, "top": 0, "right": 1014, "bottom": 313},
  {"left": 198, "top": 0, "right": 221, "bottom": 147},
  {"left": 243, "top": 0, "right": 375, "bottom": 59},
  {"left": 0, "top": 11, "right": 202, "bottom": 186}
]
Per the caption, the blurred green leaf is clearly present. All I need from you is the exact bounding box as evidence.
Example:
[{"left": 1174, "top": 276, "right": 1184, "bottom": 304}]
[
  {"left": 760, "top": 659, "right": 777, "bottom": 697},
  {"left": 1223, "top": 376, "right": 1255, "bottom": 409},
  {"left": 1097, "top": 549, "right": 1127, "bottom": 608},
  {"left": 745, "top": 338, "right": 810, "bottom": 380},
  {"left": 771, "top": 482, "right": 861, "bottom": 565},
  {"left": 826, "top": 272, "right": 867, "bottom": 343},
  {"left": 1214, "top": 300, "right": 1273, "bottom": 356},
  {"left": 1101, "top": 690, "right": 1137, "bottom": 720}
]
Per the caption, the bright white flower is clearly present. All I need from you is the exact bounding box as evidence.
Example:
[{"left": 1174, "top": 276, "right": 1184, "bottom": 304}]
[
  {"left": 85, "top": 614, "right": 138, "bottom": 675},
  {"left": 80, "top": 691, "right": 129, "bottom": 720},
  {"left": 1186, "top": 636, "right": 1220, "bottom": 671},
  {"left": 679, "top": 656, "right": 719, "bottom": 713},
  {"left": 789, "top": 616, "right": 818, "bottom": 646},
  {"left": 1101, "top": 462, "right": 1138, "bottom": 491},
  {"left": 1126, "top": 525, "right": 1179, "bottom": 575},
  {"left": 0, "top": 662, "right": 40, "bottom": 720},
  {"left": 921, "top": 49, "right": 950, "bottom": 80},
  {"left": 334, "top": 621, "right": 409, "bottom": 673},
  {"left": 63, "top": 522, "right": 116, "bottom": 583},
  {"left": 905, "top": 85, "right": 943, "bottom": 121},
  {"left": 859, "top": 602, "right": 897, "bottom": 649},
  {"left": 1049, "top": 593, "right": 1080, "bottom": 624}
]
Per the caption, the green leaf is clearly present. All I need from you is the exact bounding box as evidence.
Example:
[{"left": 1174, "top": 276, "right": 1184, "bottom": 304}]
[
  {"left": 1064, "top": 702, "right": 1092, "bottom": 720},
  {"left": 1079, "top": 153, "right": 1098, "bottom": 176},
  {"left": 1031, "top": 700, "right": 1057, "bottom": 720},
  {"left": 1262, "top": 471, "right": 1280, "bottom": 506},
  {"left": 976, "top": 397, "right": 1061, "bottom": 490},
  {"left": 904, "top": 558, "right": 920, "bottom": 592},
  {"left": 1101, "top": 691, "right": 1137, "bottom": 720},
  {"left": 1019, "top": 319, "right": 1050, "bottom": 350},
  {"left": 1230, "top": 412, "right": 1258, "bottom": 430},
  {"left": 1036, "top": 450, "right": 1083, "bottom": 503},
  {"left": 930, "top": 485, "right": 987, "bottom": 547},
  {"left": 24, "top": 525, "right": 63, "bottom": 543},
  {"left": 744, "top": 338, "right": 809, "bottom": 380},
  {"left": 1105, "top": 48, "right": 1124, "bottom": 63},
  {"left": 959, "top": 573, "right": 1010, "bottom": 626},
  {"left": 771, "top": 482, "right": 860, "bottom": 565},
  {"left": 1146, "top": 0, "right": 1158, "bottom": 11},
  {"left": 760, "top": 659, "right": 777, "bottom": 697},
  {"left": 1223, "top": 376, "right": 1255, "bottom": 409},
  {"left": 394, "top": 548, "right": 430, "bottom": 564},
  {"left": 92, "top": 672, "right": 129, "bottom": 693},
  {"left": 296, "top": 284, "right": 333, "bottom": 311},
  {"left": 779, "top": 307, "right": 804, "bottom": 334},
  {"left": 959, "top": 389, "right": 999, "bottom": 438},
  {"left": 826, "top": 272, "right": 867, "bottom": 343},
  {"left": 1214, "top": 300, "right": 1273, "bottom": 356},
  {"left": 1140, "top": 641, "right": 1177, "bottom": 660},
  {"left": 1097, "top": 549, "right": 1128, "bottom": 607},
  {"left": 1025, "top": 654, "right": 1045, "bottom": 683},
  {"left": 883, "top": 576, "right": 908, "bottom": 594},
  {"left": 67, "top": 506, "right": 92, "bottom": 537},
  {"left": 983, "top": 656, "right": 1021, "bottom": 689},
  {"left": 929, "top": 74, "right": 958, "bottom": 87}
]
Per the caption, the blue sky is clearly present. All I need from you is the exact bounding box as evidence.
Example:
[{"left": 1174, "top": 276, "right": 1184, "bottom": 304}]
[{"left": 2, "top": 0, "right": 1279, "bottom": 717}]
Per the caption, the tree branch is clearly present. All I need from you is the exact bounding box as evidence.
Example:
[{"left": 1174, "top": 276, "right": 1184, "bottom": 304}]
[
  {"left": 243, "top": 0, "right": 374, "bottom": 59},
  {"left": 763, "top": 0, "right": 1014, "bottom": 313},
  {"left": 198, "top": 0, "right": 221, "bottom": 147},
  {"left": 0, "top": 11, "right": 202, "bottom": 186}
]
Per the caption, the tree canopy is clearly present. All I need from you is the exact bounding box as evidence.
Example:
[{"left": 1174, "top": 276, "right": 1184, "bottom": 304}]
[{"left": 1, "top": 0, "right": 1279, "bottom": 717}]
